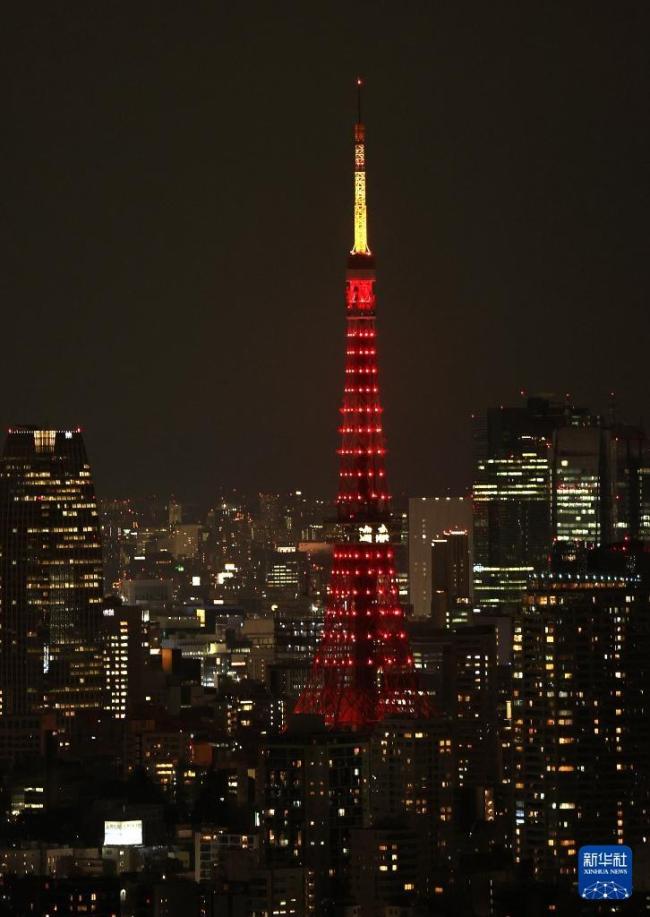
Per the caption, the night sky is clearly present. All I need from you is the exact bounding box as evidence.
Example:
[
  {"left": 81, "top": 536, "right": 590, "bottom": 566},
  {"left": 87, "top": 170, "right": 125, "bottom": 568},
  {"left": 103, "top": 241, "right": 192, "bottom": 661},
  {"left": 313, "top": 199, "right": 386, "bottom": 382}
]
[{"left": 2, "top": 3, "right": 648, "bottom": 502}]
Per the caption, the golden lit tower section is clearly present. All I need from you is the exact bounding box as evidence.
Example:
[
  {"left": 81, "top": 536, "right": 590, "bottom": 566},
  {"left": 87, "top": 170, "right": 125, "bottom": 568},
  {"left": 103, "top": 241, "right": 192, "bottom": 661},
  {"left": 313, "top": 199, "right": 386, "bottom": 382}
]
[{"left": 352, "top": 79, "right": 371, "bottom": 258}]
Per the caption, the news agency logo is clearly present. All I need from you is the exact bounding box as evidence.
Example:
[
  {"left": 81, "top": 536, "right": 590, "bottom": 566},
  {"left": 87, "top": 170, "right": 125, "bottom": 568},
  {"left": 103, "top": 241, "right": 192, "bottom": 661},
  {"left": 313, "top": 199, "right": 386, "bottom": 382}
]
[{"left": 578, "top": 845, "right": 633, "bottom": 900}]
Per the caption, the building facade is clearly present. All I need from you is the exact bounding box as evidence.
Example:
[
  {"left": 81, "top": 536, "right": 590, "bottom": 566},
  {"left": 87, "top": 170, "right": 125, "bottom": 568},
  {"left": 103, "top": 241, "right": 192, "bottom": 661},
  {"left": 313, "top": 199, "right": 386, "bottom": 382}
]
[
  {"left": 259, "top": 716, "right": 454, "bottom": 907},
  {"left": 408, "top": 497, "right": 472, "bottom": 620},
  {"left": 512, "top": 548, "right": 650, "bottom": 879},
  {"left": 430, "top": 528, "right": 472, "bottom": 628},
  {"left": 0, "top": 427, "right": 104, "bottom": 757},
  {"left": 473, "top": 397, "right": 646, "bottom": 612},
  {"left": 102, "top": 603, "right": 150, "bottom": 719}
]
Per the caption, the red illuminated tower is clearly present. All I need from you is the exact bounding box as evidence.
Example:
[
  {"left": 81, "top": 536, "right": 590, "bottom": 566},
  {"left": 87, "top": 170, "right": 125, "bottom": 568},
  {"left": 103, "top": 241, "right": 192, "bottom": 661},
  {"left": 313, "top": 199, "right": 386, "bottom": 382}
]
[{"left": 295, "top": 83, "right": 428, "bottom": 728}]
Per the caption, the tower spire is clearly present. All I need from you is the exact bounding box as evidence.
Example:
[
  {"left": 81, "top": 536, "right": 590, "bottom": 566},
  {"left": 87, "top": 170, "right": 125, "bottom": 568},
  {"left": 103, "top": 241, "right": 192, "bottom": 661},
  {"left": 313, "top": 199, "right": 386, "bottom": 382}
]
[{"left": 351, "top": 78, "right": 371, "bottom": 257}]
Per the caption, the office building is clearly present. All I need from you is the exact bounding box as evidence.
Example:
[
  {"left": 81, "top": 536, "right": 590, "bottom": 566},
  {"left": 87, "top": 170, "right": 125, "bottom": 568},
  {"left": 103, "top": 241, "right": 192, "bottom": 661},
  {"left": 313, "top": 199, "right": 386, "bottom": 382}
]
[
  {"left": 264, "top": 545, "right": 302, "bottom": 595},
  {"left": 610, "top": 423, "right": 645, "bottom": 539},
  {"left": 0, "top": 427, "right": 104, "bottom": 755},
  {"left": 102, "top": 603, "right": 150, "bottom": 719},
  {"left": 552, "top": 424, "right": 611, "bottom": 544},
  {"left": 512, "top": 545, "right": 650, "bottom": 879},
  {"left": 474, "top": 398, "right": 648, "bottom": 613},
  {"left": 553, "top": 421, "right": 646, "bottom": 545},
  {"left": 473, "top": 399, "right": 558, "bottom": 611}
]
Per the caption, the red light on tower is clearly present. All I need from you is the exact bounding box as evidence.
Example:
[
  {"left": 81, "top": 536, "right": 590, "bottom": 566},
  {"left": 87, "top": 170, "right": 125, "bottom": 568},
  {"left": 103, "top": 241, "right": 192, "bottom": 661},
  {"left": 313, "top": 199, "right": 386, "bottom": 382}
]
[{"left": 295, "top": 85, "right": 429, "bottom": 729}]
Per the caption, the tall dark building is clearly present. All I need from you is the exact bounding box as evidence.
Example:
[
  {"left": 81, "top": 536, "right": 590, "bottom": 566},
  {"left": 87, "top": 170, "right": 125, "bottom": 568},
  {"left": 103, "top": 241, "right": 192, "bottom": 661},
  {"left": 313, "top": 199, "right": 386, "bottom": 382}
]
[
  {"left": 102, "top": 602, "right": 150, "bottom": 720},
  {"left": 473, "top": 396, "right": 645, "bottom": 612},
  {"left": 512, "top": 544, "right": 650, "bottom": 880},
  {"left": 430, "top": 529, "right": 471, "bottom": 628},
  {"left": 552, "top": 422, "right": 611, "bottom": 545},
  {"left": 611, "top": 423, "right": 646, "bottom": 540},
  {"left": 408, "top": 622, "right": 502, "bottom": 825},
  {"left": 473, "top": 398, "right": 559, "bottom": 611},
  {"left": 260, "top": 716, "right": 454, "bottom": 907},
  {"left": 99, "top": 497, "right": 136, "bottom": 593},
  {"left": 551, "top": 415, "right": 645, "bottom": 546},
  {"left": 0, "top": 427, "right": 104, "bottom": 759}
]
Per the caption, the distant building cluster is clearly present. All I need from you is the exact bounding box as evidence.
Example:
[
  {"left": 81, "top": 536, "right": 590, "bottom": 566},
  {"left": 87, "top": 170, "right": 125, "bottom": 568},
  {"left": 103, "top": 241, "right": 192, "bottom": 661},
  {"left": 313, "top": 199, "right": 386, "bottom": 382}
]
[{"left": 0, "top": 412, "right": 647, "bottom": 914}]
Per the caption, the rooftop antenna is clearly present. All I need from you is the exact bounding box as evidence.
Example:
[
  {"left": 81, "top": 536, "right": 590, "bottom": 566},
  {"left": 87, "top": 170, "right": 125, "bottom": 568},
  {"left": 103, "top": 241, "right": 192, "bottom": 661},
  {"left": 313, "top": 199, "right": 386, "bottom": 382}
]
[{"left": 351, "top": 79, "right": 370, "bottom": 256}]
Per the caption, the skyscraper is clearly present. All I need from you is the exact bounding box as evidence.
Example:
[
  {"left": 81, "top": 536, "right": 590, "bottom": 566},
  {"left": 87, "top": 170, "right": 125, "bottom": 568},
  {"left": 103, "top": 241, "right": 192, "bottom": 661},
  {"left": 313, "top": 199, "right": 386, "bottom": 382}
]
[
  {"left": 0, "top": 427, "right": 104, "bottom": 756},
  {"left": 472, "top": 397, "right": 645, "bottom": 612},
  {"left": 102, "top": 602, "right": 149, "bottom": 720},
  {"left": 553, "top": 420, "right": 646, "bottom": 545},
  {"left": 640, "top": 464, "right": 650, "bottom": 540},
  {"left": 611, "top": 423, "right": 645, "bottom": 540},
  {"left": 295, "top": 85, "right": 425, "bottom": 727},
  {"left": 512, "top": 545, "right": 650, "bottom": 879},
  {"left": 472, "top": 398, "right": 557, "bottom": 612},
  {"left": 552, "top": 423, "right": 610, "bottom": 544}
]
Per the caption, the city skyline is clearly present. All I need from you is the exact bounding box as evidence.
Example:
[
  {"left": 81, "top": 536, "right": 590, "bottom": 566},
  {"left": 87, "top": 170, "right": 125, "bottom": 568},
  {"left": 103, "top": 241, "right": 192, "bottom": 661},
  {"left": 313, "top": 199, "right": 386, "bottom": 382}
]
[
  {"left": 1, "top": 6, "right": 648, "bottom": 913},
  {"left": 3, "top": 3, "right": 648, "bottom": 500}
]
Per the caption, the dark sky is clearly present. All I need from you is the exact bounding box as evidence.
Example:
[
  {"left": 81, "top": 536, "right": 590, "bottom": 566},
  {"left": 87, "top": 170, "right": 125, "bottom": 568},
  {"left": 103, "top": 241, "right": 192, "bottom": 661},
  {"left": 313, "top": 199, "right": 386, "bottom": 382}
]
[{"left": 2, "top": 3, "right": 648, "bottom": 502}]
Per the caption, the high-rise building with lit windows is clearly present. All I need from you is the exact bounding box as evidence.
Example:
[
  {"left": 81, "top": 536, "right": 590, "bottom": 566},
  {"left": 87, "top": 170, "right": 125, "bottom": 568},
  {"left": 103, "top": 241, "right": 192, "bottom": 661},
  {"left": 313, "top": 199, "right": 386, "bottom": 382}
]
[
  {"left": 552, "top": 425, "right": 610, "bottom": 544},
  {"left": 265, "top": 545, "right": 302, "bottom": 595},
  {"left": 0, "top": 426, "right": 104, "bottom": 756},
  {"left": 473, "top": 399, "right": 558, "bottom": 611},
  {"left": 260, "top": 716, "right": 454, "bottom": 904},
  {"left": 472, "top": 397, "right": 645, "bottom": 611},
  {"left": 552, "top": 421, "right": 646, "bottom": 545},
  {"left": 408, "top": 621, "right": 500, "bottom": 806},
  {"left": 640, "top": 465, "right": 650, "bottom": 540},
  {"left": 102, "top": 603, "right": 149, "bottom": 719},
  {"left": 512, "top": 545, "right": 650, "bottom": 879}
]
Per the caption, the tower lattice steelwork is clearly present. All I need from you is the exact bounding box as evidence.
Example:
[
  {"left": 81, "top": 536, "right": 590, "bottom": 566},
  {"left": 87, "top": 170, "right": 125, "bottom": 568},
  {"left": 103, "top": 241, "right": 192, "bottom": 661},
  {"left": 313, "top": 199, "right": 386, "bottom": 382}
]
[{"left": 295, "top": 84, "right": 428, "bottom": 728}]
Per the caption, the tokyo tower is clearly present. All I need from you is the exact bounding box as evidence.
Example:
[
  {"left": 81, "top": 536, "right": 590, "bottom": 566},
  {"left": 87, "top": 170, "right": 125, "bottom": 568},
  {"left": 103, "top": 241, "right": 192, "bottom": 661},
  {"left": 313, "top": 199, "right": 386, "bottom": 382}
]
[{"left": 295, "top": 83, "right": 428, "bottom": 728}]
